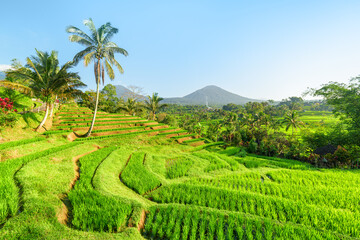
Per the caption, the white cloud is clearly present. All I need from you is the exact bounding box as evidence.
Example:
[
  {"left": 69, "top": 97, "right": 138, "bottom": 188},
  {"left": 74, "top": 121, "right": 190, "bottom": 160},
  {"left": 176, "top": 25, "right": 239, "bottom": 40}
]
[{"left": 0, "top": 65, "right": 12, "bottom": 71}]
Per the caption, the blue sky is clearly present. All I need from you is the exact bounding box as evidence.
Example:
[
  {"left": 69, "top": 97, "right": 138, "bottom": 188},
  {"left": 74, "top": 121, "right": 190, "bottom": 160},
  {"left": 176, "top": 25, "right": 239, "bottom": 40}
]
[{"left": 1, "top": 0, "right": 360, "bottom": 100}]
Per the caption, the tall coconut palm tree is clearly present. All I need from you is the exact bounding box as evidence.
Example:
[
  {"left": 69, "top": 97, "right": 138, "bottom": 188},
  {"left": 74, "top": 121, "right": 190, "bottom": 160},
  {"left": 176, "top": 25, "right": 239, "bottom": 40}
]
[
  {"left": 144, "top": 93, "right": 167, "bottom": 120},
  {"left": 66, "top": 18, "right": 128, "bottom": 137},
  {"left": 282, "top": 110, "right": 304, "bottom": 136},
  {"left": 7, "top": 49, "right": 83, "bottom": 131}
]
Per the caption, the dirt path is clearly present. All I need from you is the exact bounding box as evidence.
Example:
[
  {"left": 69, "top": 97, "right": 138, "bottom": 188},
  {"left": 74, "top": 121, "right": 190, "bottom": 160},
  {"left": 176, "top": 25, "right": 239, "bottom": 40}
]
[
  {"left": 57, "top": 145, "right": 101, "bottom": 225},
  {"left": 137, "top": 209, "right": 147, "bottom": 231}
]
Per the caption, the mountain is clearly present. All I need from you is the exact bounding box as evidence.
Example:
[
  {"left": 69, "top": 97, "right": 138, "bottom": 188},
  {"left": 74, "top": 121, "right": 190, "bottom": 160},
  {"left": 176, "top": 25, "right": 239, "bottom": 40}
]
[
  {"left": 114, "top": 85, "right": 131, "bottom": 98},
  {"left": 113, "top": 85, "right": 145, "bottom": 100},
  {"left": 163, "top": 85, "right": 262, "bottom": 106}
]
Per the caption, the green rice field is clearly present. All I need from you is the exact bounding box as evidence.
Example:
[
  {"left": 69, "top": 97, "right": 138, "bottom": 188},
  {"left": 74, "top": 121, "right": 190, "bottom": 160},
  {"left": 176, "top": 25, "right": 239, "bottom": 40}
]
[{"left": 0, "top": 104, "right": 358, "bottom": 239}]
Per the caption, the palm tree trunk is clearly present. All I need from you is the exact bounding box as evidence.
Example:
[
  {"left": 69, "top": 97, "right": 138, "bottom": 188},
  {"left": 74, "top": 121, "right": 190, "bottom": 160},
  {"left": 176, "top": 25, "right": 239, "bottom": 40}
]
[
  {"left": 85, "top": 81, "right": 99, "bottom": 137},
  {"left": 85, "top": 61, "right": 101, "bottom": 138},
  {"left": 49, "top": 95, "right": 57, "bottom": 118},
  {"left": 36, "top": 103, "right": 49, "bottom": 132},
  {"left": 49, "top": 103, "right": 54, "bottom": 118}
]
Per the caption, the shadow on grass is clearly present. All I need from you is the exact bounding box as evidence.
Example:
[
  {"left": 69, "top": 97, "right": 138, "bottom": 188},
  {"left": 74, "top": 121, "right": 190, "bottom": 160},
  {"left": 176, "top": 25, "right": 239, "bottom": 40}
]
[{"left": 22, "top": 112, "right": 41, "bottom": 127}]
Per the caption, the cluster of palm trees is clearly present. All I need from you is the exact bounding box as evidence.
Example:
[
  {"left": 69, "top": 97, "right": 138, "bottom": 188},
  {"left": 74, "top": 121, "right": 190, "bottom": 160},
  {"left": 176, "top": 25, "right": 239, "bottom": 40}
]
[
  {"left": 117, "top": 92, "right": 167, "bottom": 120},
  {"left": 182, "top": 108, "right": 304, "bottom": 146},
  {"left": 3, "top": 18, "right": 167, "bottom": 136}
]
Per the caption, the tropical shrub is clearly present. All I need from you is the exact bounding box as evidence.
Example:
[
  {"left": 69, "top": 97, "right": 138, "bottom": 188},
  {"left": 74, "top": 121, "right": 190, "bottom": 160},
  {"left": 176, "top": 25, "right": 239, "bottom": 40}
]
[{"left": 247, "top": 138, "right": 258, "bottom": 153}]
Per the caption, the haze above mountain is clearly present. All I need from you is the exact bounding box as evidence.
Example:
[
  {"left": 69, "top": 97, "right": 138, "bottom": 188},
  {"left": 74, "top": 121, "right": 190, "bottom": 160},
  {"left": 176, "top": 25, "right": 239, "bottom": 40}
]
[
  {"left": 113, "top": 85, "right": 262, "bottom": 106},
  {"left": 0, "top": 72, "right": 5, "bottom": 80}
]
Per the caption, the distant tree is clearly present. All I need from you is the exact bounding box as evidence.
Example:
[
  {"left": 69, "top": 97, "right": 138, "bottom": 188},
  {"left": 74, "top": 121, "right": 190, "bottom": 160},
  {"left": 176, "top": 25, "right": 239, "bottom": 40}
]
[
  {"left": 222, "top": 112, "right": 238, "bottom": 143},
  {"left": 80, "top": 90, "right": 104, "bottom": 110},
  {"left": 66, "top": 18, "right": 128, "bottom": 137},
  {"left": 282, "top": 110, "right": 304, "bottom": 136},
  {"left": 144, "top": 93, "right": 167, "bottom": 120},
  {"left": 222, "top": 103, "right": 241, "bottom": 112},
  {"left": 279, "top": 96, "right": 304, "bottom": 111},
  {"left": 312, "top": 77, "right": 360, "bottom": 130},
  {"left": 101, "top": 84, "right": 119, "bottom": 113},
  {"left": 206, "top": 121, "right": 222, "bottom": 142},
  {"left": 118, "top": 98, "right": 143, "bottom": 116},
  {"left": 193, "top": 122, "right": 203, "bottom": 136}
]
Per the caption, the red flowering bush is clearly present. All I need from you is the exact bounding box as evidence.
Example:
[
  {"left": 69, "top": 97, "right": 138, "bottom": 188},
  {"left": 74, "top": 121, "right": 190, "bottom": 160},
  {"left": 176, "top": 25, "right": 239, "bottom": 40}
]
[
  {"left": 0, "top": 97, "right": 20, "bottom": 129},
  {"left": 0, "top": 97, "right": 18, "bottom": 113}
]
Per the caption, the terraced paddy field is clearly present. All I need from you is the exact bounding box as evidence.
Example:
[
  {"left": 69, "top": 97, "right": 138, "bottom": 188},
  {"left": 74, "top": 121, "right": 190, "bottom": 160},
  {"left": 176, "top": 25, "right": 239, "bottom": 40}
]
[
  {"left": 271, "top": 111, "right": 340, "bottom": 137},
  {"left": 0, "top": 104, "right": 359, "bottom": 239}
]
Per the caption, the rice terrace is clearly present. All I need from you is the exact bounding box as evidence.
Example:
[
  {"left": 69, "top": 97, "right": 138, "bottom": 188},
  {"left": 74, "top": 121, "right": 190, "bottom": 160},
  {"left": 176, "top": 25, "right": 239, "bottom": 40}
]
[{"left": 1, "top": 1, "right": 360, "bottom": 240}]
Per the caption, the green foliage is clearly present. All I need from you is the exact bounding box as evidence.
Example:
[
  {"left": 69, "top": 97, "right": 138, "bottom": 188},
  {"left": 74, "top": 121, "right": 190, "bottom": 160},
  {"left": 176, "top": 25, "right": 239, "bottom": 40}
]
[
  {"left": 0, "top": 111, "right": 20, "bottom": 128},
  {"left": 144, "top": 92, "right": 167, "bottom": 120},
  {"left": 121, "top": 152, "right": 161, "bottom": 195},
  {"left": 247, "top": 138, "right": 258, "bottom": 153},
  {"left": 68, "top": 146, "right": 132, "bottom": 232},
  {"left": 235, "top": 149, "right": 247, "bottom": 158},
  {"left": 117, "top": 98, "right": 143, "bottom": 116},
  {"left": 0, "top": 87, "right": 32, "bottom": 110},
  {"left": 324, "top": 146, "right": 352, "bottom": 167},
  {"left": 313, "top": 77, "right": 360, "bottom": 130},
  {"left": 100, "top": 84, "right": 119, "bottom": 113},
  {"left": 158, "top": 113, "right": 177, "bottom": 126},
  {"left": 282, "top": 110, "right": 304, "bottom": 135},
  {"left": 166, "top": 157, "right": 193, "bottom": 179}
]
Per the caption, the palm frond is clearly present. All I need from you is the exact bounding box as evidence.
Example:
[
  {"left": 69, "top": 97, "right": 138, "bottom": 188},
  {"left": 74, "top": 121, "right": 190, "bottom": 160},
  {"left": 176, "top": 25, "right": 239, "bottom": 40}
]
[
  {"left": 102, "top": 26, "right": 119, "bottom": 43},
  {"left": 73, "top": 46, "right": 95, "bottom": 65},
  {"left": 112, "top": 58, "right": 124, "bottom": 74},
  {"left": 83, "top": 18, "right": 99, "bottom": 44},
  {"left": 66, "top": 26, "right": 94, "bottom": 43},
  {"left": 26, "top": 57, "right": 43, "bottom": 82},
  {"left": 84, "top": 51, "right": 96, "bottom": 67},
  {"left": 104, "top": 60, "right": 115, "bottom": 80},
  {"left": 98, "top": 22, "right": 111, "bottom": 43},
  {"left": 106, "top": 46, "right": 128, "bottom": 56},
  {"left": 68, "top": 35, "right": 93, "bottom": 47},
  {"left": 0, "top": 80, "right": 33, "bottom": 95}
]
